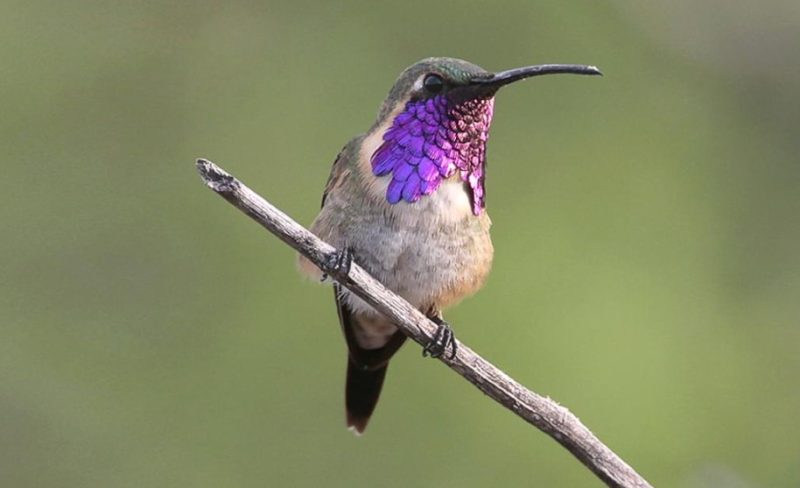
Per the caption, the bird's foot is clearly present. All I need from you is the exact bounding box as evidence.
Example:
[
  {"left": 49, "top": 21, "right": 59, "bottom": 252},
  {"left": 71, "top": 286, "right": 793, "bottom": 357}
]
[
  {"left": 422, "top": 316, "right": 457, "bottom": 360},
  {"left": 321, "top": 246, "right": 353, "bottom": 282}
]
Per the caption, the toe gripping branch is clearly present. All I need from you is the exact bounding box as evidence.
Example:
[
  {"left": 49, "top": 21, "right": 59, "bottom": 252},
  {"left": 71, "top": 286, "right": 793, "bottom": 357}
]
[
  {"left": 321, "top": 246, "right": 353, "bottom": 283},
  {"left": 423, "top": 316, "right": 457, "bottom": 360}
]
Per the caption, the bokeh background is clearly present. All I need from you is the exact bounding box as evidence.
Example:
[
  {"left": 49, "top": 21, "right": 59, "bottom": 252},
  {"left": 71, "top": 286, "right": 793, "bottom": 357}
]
[{"left": 2, "top": 2, "right": 799, "bottom": 487}]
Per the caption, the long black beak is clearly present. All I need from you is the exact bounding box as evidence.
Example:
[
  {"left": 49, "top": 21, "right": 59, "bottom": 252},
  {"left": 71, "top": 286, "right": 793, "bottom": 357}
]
[{"left": 472, "top": 64, "right": 602, "bottom": 89}]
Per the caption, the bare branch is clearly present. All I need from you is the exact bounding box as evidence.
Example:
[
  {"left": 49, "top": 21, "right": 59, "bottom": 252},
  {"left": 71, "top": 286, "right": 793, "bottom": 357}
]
[{"left": 196, "top": 158, "right": 653, "bottom": 488}]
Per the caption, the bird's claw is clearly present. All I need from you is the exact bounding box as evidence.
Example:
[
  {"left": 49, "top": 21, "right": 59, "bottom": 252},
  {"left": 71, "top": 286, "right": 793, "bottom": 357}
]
[
  {"left": 422, "top": 316, "right": 457, "bottom": 359},
  {"left": 321, "top": 246, "right": 353, "bottom": 282}
]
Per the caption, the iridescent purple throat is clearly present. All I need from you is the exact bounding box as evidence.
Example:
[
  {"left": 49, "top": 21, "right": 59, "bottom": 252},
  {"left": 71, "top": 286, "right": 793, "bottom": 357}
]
[{"left": 370, "top": 95, "right": 495, "bottom": 215}]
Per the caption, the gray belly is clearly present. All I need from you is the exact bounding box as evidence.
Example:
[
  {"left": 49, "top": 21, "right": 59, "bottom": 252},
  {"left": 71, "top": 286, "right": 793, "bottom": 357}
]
[{"left": 331, "top": 190, "right": 494, "bottom": 316}]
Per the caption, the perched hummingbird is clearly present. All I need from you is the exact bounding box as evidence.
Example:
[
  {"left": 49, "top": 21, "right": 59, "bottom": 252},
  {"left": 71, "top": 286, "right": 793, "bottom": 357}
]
[{"left": 298, "top": 57, "right": 600, "bottom": 434}]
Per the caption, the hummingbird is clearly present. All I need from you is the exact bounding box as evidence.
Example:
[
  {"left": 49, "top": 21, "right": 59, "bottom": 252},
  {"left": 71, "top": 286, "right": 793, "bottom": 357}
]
[{"left": 298, "top": 57, "right": 600, "bottom": 434}]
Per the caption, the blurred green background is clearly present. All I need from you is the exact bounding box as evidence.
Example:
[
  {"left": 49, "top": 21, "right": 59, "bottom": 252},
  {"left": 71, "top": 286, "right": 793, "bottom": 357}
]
[{"left": 2, "top": 1, "right": 798, "bottom": 487}]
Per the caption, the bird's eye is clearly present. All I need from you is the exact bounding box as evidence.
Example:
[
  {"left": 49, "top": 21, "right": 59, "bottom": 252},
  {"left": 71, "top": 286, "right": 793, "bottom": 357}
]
[{"left": 423, "top": 74, "right": 444, "bottom": 93}]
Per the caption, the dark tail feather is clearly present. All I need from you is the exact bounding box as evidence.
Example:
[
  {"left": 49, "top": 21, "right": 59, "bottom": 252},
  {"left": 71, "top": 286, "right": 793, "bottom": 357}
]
[
  {"left": 345, "top": 360, "right": 389, "bottom": 434},
  {"left": 334, "top": 283, "right": 407, "bottom": 434}
]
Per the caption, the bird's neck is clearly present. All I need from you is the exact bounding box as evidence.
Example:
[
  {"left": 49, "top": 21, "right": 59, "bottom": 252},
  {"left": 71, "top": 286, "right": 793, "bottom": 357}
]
[{"left": 355, "top": 117, "right": 474, "bottom": 225}]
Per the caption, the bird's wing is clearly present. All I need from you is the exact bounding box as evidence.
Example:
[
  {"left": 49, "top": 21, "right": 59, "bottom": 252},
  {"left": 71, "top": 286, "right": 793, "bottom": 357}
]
[
  {"left": 321, "top": 146, "right": 349, "bottom": 208},
  {"left": 297, "top": 144, "right": 353, "bottom": 280}
]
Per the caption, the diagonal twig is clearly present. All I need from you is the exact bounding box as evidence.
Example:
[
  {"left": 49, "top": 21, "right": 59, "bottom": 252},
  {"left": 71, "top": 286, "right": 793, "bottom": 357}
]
[{"left": 195, "top": 158, "right": 653, "bottom": 488}]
